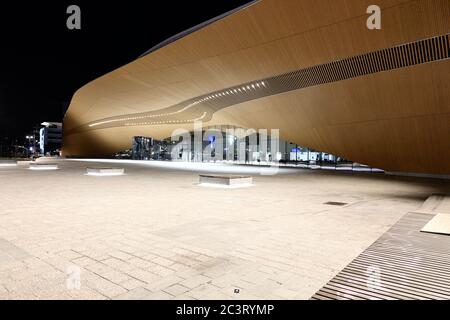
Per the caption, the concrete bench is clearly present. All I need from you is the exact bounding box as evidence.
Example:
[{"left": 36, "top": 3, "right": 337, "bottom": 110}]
[
  {"left": 199, "top": 174, "right": 252, "bottom": 186},
  {"left": 86, "top": 167, "right": 125, "bottom": 176},
  {"left": 29, "top": 163, "right": 59, "bottom": 170},
  {"left": 335, "top": 166, "right": 353, "bottom": 171},
  {"left": 0, "top": 160, "right": 18, "bottom": 167}
]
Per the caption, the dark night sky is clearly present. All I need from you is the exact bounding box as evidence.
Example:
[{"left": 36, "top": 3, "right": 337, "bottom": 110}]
[{"left": 0, "top": 0, "right": 251, "bottom": 140}]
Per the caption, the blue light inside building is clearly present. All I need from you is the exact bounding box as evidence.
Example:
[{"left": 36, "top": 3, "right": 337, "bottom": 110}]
[{"left": 208, "top": 136, "right": 215, "bottom": 148}]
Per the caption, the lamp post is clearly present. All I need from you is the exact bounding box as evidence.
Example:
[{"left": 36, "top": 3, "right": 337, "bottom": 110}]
[
  {"left": 25, "top": 135, "right": 34, "bottom": 158},
  {"left": 25, "top": 136, "right": 30, "bottom": 157}
]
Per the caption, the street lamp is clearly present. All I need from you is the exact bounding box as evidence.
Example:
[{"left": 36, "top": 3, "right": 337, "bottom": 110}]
[{"left": 25, "top": 135, "right": 34, "bottom": 157}]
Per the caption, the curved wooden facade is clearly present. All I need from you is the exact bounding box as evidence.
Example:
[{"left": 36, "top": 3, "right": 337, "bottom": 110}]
[{"left": 62, "top": 0, "right": 450, "bottom": 174}]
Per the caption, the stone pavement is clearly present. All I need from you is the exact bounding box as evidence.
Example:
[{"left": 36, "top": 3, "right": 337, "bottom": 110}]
[{"left": 0, "top": 159, "right": 448, "bottom": 299}]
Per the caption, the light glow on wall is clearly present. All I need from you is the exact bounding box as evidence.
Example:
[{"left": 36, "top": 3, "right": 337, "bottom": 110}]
[{"left": 87, "top": 81, "right": 267, "bottom": 128}]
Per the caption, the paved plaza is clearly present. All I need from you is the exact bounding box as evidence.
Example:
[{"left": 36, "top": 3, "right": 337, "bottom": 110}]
[{"left": 0, "top": 159, "right": 449, "bottom": 300}]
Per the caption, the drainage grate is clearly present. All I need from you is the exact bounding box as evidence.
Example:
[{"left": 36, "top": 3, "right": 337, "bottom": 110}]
[
  {"left": 324, "top": 201, "right": 348, "bottom": 206},
  {"left": 311, "top": 213, "right": 450, "bottom": 300}
]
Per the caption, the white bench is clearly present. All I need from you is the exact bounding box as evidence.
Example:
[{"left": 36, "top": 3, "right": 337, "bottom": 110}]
[
  {"left": 0, "top": 160, "right": 17, "bottom": 167},
  {"left": 86, "top": 167, "right": 125, "bottom": 176},
  {"left": 199, "top": 174, "right": 252, "bottom": 186},
  {"left": 29, "top": 163, "right": 59, "bottom": 170}
]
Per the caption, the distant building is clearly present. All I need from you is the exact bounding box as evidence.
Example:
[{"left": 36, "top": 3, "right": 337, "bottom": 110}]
[{"left": 39, "top": 122, "right": 62, "bottom": 156}]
